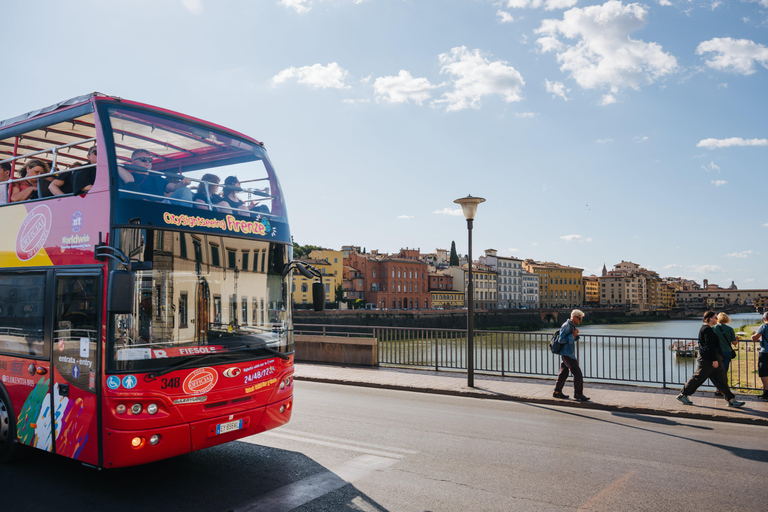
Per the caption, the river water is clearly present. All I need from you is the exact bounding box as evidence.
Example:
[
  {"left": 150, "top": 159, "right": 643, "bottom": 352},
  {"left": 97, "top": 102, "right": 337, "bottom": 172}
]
[{"left": 559, "top": 312, "right": 764, "bottom": 338}]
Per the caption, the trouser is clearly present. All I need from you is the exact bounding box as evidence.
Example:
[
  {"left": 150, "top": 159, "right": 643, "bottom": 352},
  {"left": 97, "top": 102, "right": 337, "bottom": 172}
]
[
  {"left": 720, "top": 352, "right": 733, "bottom": 374},
  {"left": 682, "top": 357, "right": 734, "bottom": 401},
  {"left": 555, "top": 355, "right": 583, "bottom": 395}
]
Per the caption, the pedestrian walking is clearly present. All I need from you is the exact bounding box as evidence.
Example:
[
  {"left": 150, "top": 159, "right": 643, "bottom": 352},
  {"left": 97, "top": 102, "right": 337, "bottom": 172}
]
[
  {"left": 677, "top": 311, "right": 744, "bottom": 407},
  {"left": 751, "top": 312, "right": 768, "bottom": 400},
  {"left": 712, "top": 312, "right": 738, "bottom": 396},
  {"left": 553, "top": 309, "right": 590, "bottom": 402}
]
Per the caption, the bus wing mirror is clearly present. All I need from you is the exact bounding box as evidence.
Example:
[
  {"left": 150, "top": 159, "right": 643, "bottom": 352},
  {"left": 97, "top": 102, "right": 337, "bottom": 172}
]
[
  {"left": 108, "top": 270, "right": 135, "bottom": 314},
  {"left": 312, "top": 281, "right": 325, "bottom": 312}
]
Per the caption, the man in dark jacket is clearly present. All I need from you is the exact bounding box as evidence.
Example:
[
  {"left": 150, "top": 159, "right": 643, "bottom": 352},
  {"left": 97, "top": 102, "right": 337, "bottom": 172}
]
[{"left": 677, "top": 311, "right": 744, "bottom": 407}]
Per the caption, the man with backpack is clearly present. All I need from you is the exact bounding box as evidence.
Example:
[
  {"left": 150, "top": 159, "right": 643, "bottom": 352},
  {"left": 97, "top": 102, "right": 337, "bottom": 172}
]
[
  {"left": 752, "top": 312, "right": 768, "bottom": 400},
  {"left": 553, "top": 309, "right": 590, "bottom": 402}
]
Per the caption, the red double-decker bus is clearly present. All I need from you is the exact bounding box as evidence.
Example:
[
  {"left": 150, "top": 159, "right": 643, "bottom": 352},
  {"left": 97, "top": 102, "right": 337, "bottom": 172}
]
[{"left": 0, "top": 93, "right": 320, "bottom": 468}]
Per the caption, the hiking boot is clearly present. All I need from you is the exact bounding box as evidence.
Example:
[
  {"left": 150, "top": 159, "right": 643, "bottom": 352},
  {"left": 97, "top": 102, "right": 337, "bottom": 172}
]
[
  {"left": 728, "top": 399, "right": 745, "bottom": 408},
  {"left": 553, "top": 391, "right": 569, "bottom": 399},
  {"left": 574, "top": 394, "right": 590, "bottom": 402},
  {"left": 677, "top": 394, "right": 693, "bottom": 405}
]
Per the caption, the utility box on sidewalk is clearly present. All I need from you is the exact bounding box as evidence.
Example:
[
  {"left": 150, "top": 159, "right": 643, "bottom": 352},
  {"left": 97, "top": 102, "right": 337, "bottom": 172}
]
[{"left": 294, "top": 335, "right": 378, "bottom": 366}]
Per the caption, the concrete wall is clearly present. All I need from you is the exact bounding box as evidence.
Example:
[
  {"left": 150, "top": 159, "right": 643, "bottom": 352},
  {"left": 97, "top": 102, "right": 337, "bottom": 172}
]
[{"left": 295, "top": 335, "right": 378, "bottom": 366}]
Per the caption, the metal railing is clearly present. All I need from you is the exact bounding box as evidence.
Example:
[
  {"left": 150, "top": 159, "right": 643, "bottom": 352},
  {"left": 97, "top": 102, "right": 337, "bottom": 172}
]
[{"left": 295, "top": 324, "right": 763, "bottom": 391}]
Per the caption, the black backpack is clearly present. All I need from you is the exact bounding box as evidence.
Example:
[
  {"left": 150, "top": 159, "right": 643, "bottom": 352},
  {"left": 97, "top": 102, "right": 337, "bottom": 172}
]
[{"left": 550, "top": 330, "right": 562, "bottom": 354}]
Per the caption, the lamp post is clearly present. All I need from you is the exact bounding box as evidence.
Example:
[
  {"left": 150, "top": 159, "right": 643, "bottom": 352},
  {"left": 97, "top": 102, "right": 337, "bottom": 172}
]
[{"left": 454, "top": 195, "right": 485, "bottom": 388}]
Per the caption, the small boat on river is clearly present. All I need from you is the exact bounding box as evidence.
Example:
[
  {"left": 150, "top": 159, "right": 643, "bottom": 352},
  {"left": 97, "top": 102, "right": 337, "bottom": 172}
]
[{"left": 668, "top": 340, "right": 698, "bottom": 357}]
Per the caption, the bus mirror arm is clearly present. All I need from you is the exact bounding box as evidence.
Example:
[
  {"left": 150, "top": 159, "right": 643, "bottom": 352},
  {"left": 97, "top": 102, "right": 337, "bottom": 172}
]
[
  {"left": 95, "top": 243, "right": 132, "bottom": 272},
  {"left": 281, "top": 261, "right": 325, "bottom": 312}
]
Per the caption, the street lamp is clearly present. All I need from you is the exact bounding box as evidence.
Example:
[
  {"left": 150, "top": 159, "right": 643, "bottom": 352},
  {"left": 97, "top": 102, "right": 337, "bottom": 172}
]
[{"left": 454, "top": 194, "right": 485, "bottom": 388}]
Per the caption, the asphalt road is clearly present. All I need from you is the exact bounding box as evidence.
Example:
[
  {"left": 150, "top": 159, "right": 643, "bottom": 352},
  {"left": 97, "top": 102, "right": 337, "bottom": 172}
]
[{"left": 2, "top": 382, "right": 766, "bottom": 512}]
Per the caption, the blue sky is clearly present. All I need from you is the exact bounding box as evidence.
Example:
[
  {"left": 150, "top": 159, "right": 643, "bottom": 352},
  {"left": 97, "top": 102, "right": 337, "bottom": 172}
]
[{"left": 2, "top": 0, "right": 767, "bottom": 288}]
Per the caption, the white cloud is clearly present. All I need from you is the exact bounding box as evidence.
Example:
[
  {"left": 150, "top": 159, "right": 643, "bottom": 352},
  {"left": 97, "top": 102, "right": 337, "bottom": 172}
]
[
  {"left": 516, "top": 112, "right": 536, "bottom": 118},
  {"left": 600, "top": 94, "right": 617, "bottom": 105},
  {"left": 280, "top": 0, "right": 312, "bottom": 13},
  {"left": 697, "top": 37, "right": 768, "bottom": 75},
  {"left": 181, "top": 0, "right": 203, "bottom": 15},
  {"left": 726, "top": 250, "right": 754, "bottom": 258},
  {"left": 711, "top": 180, "right": 727, "bottom": 187},
  {"left": 536, "top": 1, "right": 677, "bottom": 98},
  {"left": 663, "top": 264, "right": 682, "bottom": 269},
  {"left": 658, "top": 0, "right": 672, "bottom": 5},
  {"left": 508, "top": 248, "right": 520, "bottom": 254},
  {"left": 397, "top": 215, "right": 414, "bottom": 219},
  {"left": 373, "top": 70, "right": 438, "bottom": 105},
  {"left": 507, "top": 0, "right": 579, "bottom": 10},
  {"left": 497, "top": 10, "right": 515, "bottom": 23},
  {"left": 272, "top": 62, "right": 351, "bottom": 89},
  {"left": 764, "top": 222, "right": 768, "bottom": 228},
  {"left": 596, "top": 138, "right": 613, "bottom": 143},
  {"left": 701, "top": 161, "right": 720, "bottom": 172},
  {"left": 560, "top": 234, "right": 592, "bottom": 242},
  {"left": 690, "top": 264, "right": 723, "bottom": 274},
  {"left": 544, "top": 79, "right": 570, "bottom": 100},
  {"left": 634, "top": 135, "right": 649, "bottom": 143},
  {"left": 697, "top": 137, "right": 768, "bottom": 149},
  {"left": 432, "top": 47, "right": 525, "bottom": 111},
  {"left": 434, "top": 208, "right": 464, "bottom": 216}
]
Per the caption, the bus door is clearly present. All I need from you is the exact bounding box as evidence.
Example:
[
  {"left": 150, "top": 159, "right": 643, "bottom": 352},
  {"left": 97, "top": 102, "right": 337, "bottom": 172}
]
[{"left": 50, "top": 272, "right": 102, "bottom": 465}]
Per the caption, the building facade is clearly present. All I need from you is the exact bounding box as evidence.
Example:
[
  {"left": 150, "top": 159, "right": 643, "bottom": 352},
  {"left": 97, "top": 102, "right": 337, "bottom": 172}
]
[
  {"left": 344, "top": 248, "right": 430, "bottom": 309},
  {"left": 521, "top": 270, "right": 540, "bottom": 308},
  {"left": 523, "top": 260, "right": 583, "bottom": 308},
  {"left": 479, "top": 249, "right": 522, "bottom": 308}
]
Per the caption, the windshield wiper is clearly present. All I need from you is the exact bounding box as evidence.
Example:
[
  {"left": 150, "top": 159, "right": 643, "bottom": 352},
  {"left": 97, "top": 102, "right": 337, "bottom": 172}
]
[{"left": 147, "top": 344, "right": 290, "bottom": 379}]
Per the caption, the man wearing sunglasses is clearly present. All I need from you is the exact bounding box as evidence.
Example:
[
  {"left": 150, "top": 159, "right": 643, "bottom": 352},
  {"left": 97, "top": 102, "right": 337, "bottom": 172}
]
[{"left": 118, "top": 149, "right": 190, "bottom": 198}]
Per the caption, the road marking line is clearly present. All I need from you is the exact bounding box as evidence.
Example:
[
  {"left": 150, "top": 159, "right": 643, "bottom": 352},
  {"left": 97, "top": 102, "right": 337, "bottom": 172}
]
[
  {"left": 276, "top": 428, "right": 419, "bottom": 454},
  {"left": 577, "top": 470, "right": 637, "bottom": 511},
  {"left": 252, "top": 431, "right": 407, "bottom": 459},
  {"left": 234, "top": 455, "right": 398, "bottom": 512}
]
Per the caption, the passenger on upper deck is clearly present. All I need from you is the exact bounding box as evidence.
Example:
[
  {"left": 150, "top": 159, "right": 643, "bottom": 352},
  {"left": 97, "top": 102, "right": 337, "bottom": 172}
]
[
  {"left": 219, "top": 176, "right": 249, "bottom": 213},
  {"left": 11, "top": 159, "right": 48, "bottom": 202},
  {"left": 0, "top": 162, "right": 11, "bottom": 204},
  {"left": 53, "top": 145, "right": 97, "bottom": 195},
  {"left": 192, "top": 173, "right": 225, "bottom": 210},
  {"left": 118, "top": 149, "right": 191, "bottom": 198}
]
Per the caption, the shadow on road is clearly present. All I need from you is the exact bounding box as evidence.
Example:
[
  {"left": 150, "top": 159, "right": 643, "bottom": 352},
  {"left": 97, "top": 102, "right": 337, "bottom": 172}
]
[{"left": 0, "top": 441, "right": 390, "bottom": 512}]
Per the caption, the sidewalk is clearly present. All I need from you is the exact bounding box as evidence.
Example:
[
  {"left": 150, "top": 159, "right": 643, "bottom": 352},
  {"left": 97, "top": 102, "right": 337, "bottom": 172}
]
[{"left": 294, "top": 363, "right": 768, "bottom": 426}]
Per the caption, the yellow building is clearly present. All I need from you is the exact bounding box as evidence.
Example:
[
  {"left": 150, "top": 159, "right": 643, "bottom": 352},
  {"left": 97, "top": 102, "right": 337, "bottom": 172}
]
[
  {"left": 523, "top": 260, "right": 583, "bottom": 308},
  {"left": 291, "top": 249, "right": 343, "bottom": 306},
  {"left": 430, "top": 290, "right": 464, "bottom": 309},
  {"left": 583, "top": 275, "right": 599, "bottom": 305}
]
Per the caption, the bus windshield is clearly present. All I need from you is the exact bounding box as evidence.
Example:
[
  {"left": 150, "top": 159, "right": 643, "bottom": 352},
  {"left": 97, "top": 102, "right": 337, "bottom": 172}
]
[
  {"left": 108, "top": 227, "right": 293, "bottom": 372},
  {"left": 104, "top": 104, "right": 290, "bottom": 244}
]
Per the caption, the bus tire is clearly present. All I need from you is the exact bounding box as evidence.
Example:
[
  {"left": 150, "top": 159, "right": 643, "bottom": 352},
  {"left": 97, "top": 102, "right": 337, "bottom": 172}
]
[{"left": 0, "top": 386, "right": 25, "bottom": 463}]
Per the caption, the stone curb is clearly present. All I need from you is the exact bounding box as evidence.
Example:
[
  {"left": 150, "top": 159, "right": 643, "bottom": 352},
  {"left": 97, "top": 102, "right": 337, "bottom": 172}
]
[{"left": 295, "top": 375, "right": 768, "bottom": 427}]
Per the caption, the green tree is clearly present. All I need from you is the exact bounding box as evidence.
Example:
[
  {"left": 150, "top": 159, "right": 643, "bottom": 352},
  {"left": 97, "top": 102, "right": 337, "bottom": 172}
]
[
  {"left": 335, "top": 283, "right": 344, "bottom": 303},
  {"left": 293, "top": 242, "right": 324, "bottom": 259},
  {"left": 450, "top": 241, "right": 459, "bottom": 266}
]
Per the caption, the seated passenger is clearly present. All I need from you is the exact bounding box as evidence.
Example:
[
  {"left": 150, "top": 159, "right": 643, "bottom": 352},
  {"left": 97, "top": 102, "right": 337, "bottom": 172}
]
[
  {"left": 193, "top": 173, "right": 225, "bottom": 210},
  {"left": 118, "top": 149, "right": 190, "bottom": 198},
  {"left": 70, "top": 145, "right": 97, "bottom": 195},
  {"left": 11, "top": 159, "right": 48, "bottom": 202},
  {"left": 219, "top": 176, "right": 249, "bottom": 213},
  {"left": 168, "top": 171, "right": 194, "bottom": 205},
  {"left": 0, "top": 162, "right": 12, "bottom": 204}
]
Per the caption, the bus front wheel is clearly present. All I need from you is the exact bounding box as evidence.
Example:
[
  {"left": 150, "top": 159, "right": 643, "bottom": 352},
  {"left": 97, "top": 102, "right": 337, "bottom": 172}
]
[{"left": 0, "top": 387, "right": 24, "bottom": 463}]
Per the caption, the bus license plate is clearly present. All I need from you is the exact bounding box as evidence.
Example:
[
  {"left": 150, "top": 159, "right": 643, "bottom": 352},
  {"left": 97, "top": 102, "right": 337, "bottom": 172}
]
[{"left": 216, "top": 419, "right": 243, "bottom": 435}]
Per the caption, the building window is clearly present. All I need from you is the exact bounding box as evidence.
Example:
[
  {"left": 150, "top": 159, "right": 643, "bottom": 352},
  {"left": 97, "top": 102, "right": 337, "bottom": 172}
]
[
  {"left": 210, "top": 244, "right": 220, "bottom": 267},
  {"left": 179, "top": 292, "right": 188, "bottom": 328},
  {"left": 242, "top": 252, "right": 249, "bottom": 271},
  {"left": 228, "top": 249, "right": 237, "bottom": 269}
]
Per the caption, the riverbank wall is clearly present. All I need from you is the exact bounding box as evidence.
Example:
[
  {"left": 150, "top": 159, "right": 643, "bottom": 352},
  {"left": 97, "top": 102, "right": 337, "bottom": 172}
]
[{"left": 294, "top": 308, "right": 672, "bottom": 331}]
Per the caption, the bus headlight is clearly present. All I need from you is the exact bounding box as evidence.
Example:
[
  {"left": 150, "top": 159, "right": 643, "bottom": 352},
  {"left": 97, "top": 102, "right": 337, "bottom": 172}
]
[
  {"left": 131, "top": 403, "right": 143, "bottom": 415},
  {"left": 149, "top": 435, "right": 161, "bottom": 446},
  {"left": 131, "top": 437, "right": 145, "bottom": 448},
  {"left": 147, "top": 404, "right": 158, "bottom": 415},
  {"left": 116, "top": 404, "right": 126, "bottom": 414}
]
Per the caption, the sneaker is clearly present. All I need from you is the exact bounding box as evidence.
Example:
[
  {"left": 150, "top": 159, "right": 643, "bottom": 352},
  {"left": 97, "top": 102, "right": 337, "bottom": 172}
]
[
  {"left": 574, "top": 394, "right": 590, "bottom": 402},
  {"left": 728, "top": 399, "right": 745, "bottom": 408},
  {"left": 677, "top": 394, "right": 693, "bottom": 405},
  {"left": 553, "top": 391, "right": 569, "bottom": 399}
]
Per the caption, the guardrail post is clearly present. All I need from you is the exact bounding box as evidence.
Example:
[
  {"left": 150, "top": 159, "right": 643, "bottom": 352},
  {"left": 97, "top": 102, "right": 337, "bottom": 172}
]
[{"left": 662, "top": 338, "right": 667, "bottom": 390}]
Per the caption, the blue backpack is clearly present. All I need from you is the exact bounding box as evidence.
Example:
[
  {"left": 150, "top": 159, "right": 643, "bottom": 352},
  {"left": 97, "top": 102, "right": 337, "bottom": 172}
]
[{"left": 549, "top": 331, "right": 562, "bottom": 354}]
